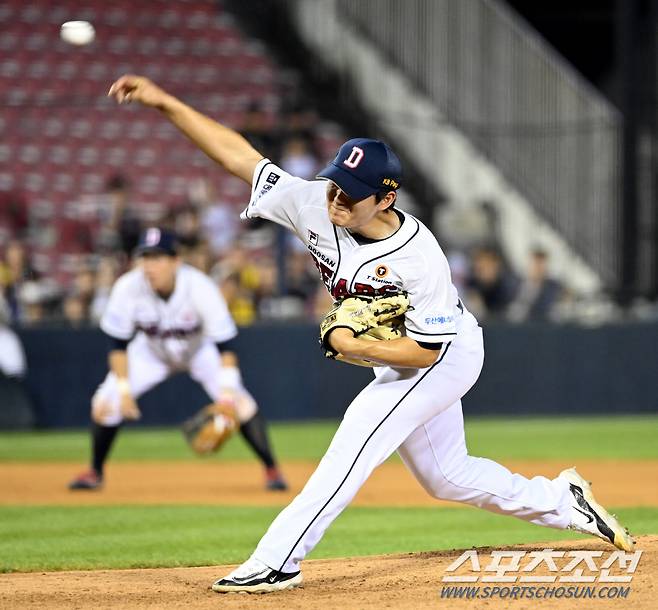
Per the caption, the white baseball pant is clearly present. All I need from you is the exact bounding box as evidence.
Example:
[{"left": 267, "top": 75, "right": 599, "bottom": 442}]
[
  {"left": 253, "top": 321, "right": 573, "bottom": 573},
  {"left": 91, "top": 335, "right": 257, "bottom": 426}
]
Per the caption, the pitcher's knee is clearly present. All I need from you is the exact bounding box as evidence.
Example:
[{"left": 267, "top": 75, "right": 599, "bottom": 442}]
[
  {"left": 425, "top": 455, "right": 480, "bottom": 500},
  {"left": 91, "top": 396, "right": 122, "bottom": 426},
  {"left": 234, "top": 390, "right": 258, "bottom": 423}
]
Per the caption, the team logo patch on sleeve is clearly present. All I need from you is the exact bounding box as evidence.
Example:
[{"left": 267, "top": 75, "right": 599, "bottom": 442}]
[
  {"left": 308, "top": 230, "right": 319, "bottom": 246},
  {"left": 266, "top": 172, "right": 280, "bottom": 185}
]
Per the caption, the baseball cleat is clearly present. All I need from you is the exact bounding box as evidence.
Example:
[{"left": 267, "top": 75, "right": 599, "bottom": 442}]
[
  {"left": 265, "top": 467, "right": 288, "bottom": 491},
  {"left": 68, "top": 469, "right": 103, "bottom": 490},
  {"left": 559, "top": 467, "right": 634, "bottom": 551},
  {"left": 211, "top": 557, "right": 302, "bottom": 594}
]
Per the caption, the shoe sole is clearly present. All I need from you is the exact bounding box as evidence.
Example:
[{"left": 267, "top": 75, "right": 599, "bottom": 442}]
[
  {"left": 561, "top": 467, "right": 635, "bottom": 551},
  {"left": 266, "top": 482, "right": 288, "bottom": 492},
  {"left": 212, "top": 572, "right": 303, "bottom": 594},
  {"left": 68, "top": 483, "right": 103, "bottom": 490}
]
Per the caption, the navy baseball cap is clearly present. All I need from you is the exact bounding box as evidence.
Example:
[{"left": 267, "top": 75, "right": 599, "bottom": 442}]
[
  {"left": 317, "top": 138, "right": 402, "bottom": 201},
  {"left": 134, "top": 227, "right": 178, "bottom": 257}
]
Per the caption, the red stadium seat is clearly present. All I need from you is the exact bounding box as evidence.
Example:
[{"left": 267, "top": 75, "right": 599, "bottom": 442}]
[{"left": 0, "top": 0, "right": 342, "bottom": 273}]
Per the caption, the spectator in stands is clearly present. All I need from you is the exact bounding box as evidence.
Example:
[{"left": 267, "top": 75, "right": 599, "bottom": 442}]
[
  {"left": 49, "top": 265, "right": 97, "bottom": 327},
  {"left": 447, "top": 250, "right": 470, "bottom": 296},
  {"left": 168, "top": 203, "right": 217, "bottom": 273},
  {"left": 172, "top": 203, "right": 202, "bottom": 248},
  {"left": 0, "top": 239, "right": 39, "bottom": 323},
  {"left": 72, "top": 266, "right": 97, "bottom": 309},
  {"left": 240, "top": 101, "right": 278, "bottom": 161},
  {"left": 62, "top": 289, "right": 90, "bottom": 327},
  {"left": 280, "top": 98, "right": 318, "bottom": 144},
  {"left": 217, "top": 240, "right": 305, "bottom": 321},
  {"left": 218, "top": 270, "right": 257, "bottom": 326},
  {"left": 16, "top": 280, "right": 47, "bottom": 325},
  {"left": 211, "top": 244, "right": 261, "bottom": 325},
  {"left": 280, "top": 136, "right": 319, "bottom": 181},
  {"left": 252, "top": 257, "right": 281, "bottom": 318},
  {"left": 90, "top": 256, "right": 119, "bottom": 323},
  {"left": 438, "top": 199, "right": 503, "bottom": 254},
  {"left": 97, "top": 174, "right": 142, "bottom": 260},
  {"left": 286, "top": 245, "right": 322, "bottom": 308},
  {"left": 465, "top": 245, "right": 519, "bottom": 320},
  {"left": 189, "top": 178, "right": 242, "bottom": 258},
  {"left": 508, "top": 248, "right": 564, "bottom": 322}
]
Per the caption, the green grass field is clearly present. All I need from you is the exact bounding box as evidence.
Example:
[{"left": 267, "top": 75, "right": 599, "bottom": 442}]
[
  {"left": 1, "top": 415, "right": 657, "bottom": 573},
  {"left": 2, "top": 415, "right": 658, "bottom": 462},
  {"left": 2, "top": 506, "right": 656, "bottom": 573}
]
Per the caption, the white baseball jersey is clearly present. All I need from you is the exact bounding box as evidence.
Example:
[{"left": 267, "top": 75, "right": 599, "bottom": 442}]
[
  {"left": 241, "top": 159, "right": 573, "bottom": 573},
  {"left": 101, "top": 263, "right": 237, "bottom": 367},
  {"left": 243, "top": 159, "right": 473, "bottom": 346},
  {"left": 93, "top": 264, "right": 258, "bottom": 427}
]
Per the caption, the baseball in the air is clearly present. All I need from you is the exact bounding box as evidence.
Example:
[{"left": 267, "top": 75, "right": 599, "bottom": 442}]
[{"left": 60, "top": 21, "right": 95, "bottom": 46}]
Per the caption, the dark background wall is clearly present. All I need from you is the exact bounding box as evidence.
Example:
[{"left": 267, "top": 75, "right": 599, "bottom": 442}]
[{"left": 6, "top": 322, "right": 657, "bottom": 429}]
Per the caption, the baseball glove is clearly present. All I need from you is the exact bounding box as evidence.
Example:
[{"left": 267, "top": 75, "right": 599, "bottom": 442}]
[
  {"left": 319, "top": 293, "right": 410, "bottom": 367},
  {"left": 182, "top": 396, "right": 239, "bottom": 455}
]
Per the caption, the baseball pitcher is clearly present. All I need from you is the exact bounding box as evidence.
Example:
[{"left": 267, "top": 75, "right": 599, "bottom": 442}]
[
  {"left": 69, "top": 227, "right": 287, "bottom": 492},
  {"left": 107, "top": 75, "right": 633, "bottom": 594}
]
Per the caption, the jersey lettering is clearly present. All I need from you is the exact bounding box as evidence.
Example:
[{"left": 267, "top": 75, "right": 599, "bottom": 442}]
[
  {"left": 311, "top": 257, "right": 335, "bottom": 289},
  {"left": 136, "top": 322, "right": 202, "bottom": 339},
  {"left": 307, "top": 244, "right": 336, "bottom": 268},
  {"left": 366, "top": 274, "right": 396, "bottom": 285},
  {"left": 343, "top": 146, "right": 364, "bottom": 169},
  {"left": 331, "top": 278, "right": 400, "bottom": 300}
]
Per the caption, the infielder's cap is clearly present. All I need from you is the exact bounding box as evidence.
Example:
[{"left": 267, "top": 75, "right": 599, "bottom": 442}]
[
  {"left": 316, "top": 138, "right": 402, "bottom": 201},
  {"left": 134, "top": 227, "right": 178, "bottom": 257}
]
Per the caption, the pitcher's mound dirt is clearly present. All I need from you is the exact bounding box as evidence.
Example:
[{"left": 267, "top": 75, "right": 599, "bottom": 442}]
[{"left": 1, "top": 536, "right": 655, "bottom": 609}]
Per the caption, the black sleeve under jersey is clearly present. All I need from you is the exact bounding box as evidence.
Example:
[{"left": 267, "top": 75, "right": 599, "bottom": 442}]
[
  {"left": 416, "top": 340, "right": 443, "bottom": 351},
  {"left": 104, "top": 331, "right": 130, "bottom": 352},
  {"left": 215, "top": 338, "right": 238, "bottom": 354}
]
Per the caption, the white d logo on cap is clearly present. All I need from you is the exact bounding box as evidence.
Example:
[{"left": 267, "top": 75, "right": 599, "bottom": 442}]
[
  {"left": 145, "top": 228, "right": 161, "bottom": 246},
  {"left": 343, "top": 146, "right": 364, "bottom": 169}
]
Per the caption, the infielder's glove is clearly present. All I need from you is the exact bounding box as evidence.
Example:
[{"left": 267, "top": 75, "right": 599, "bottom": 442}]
[
  {"left": 182, "top": 395, "right": 239, "bottom": 455},
  {"left": 319, "top": 293, "right": 410, "bottom": 367}
]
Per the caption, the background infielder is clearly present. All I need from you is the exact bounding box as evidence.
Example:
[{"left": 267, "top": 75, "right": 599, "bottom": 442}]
[
  {"left": 69, "top": 227, "right": 287, "bottom": 492},
  {"left": 108, "top": 75, "right": 634, "bottom": 594}
]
